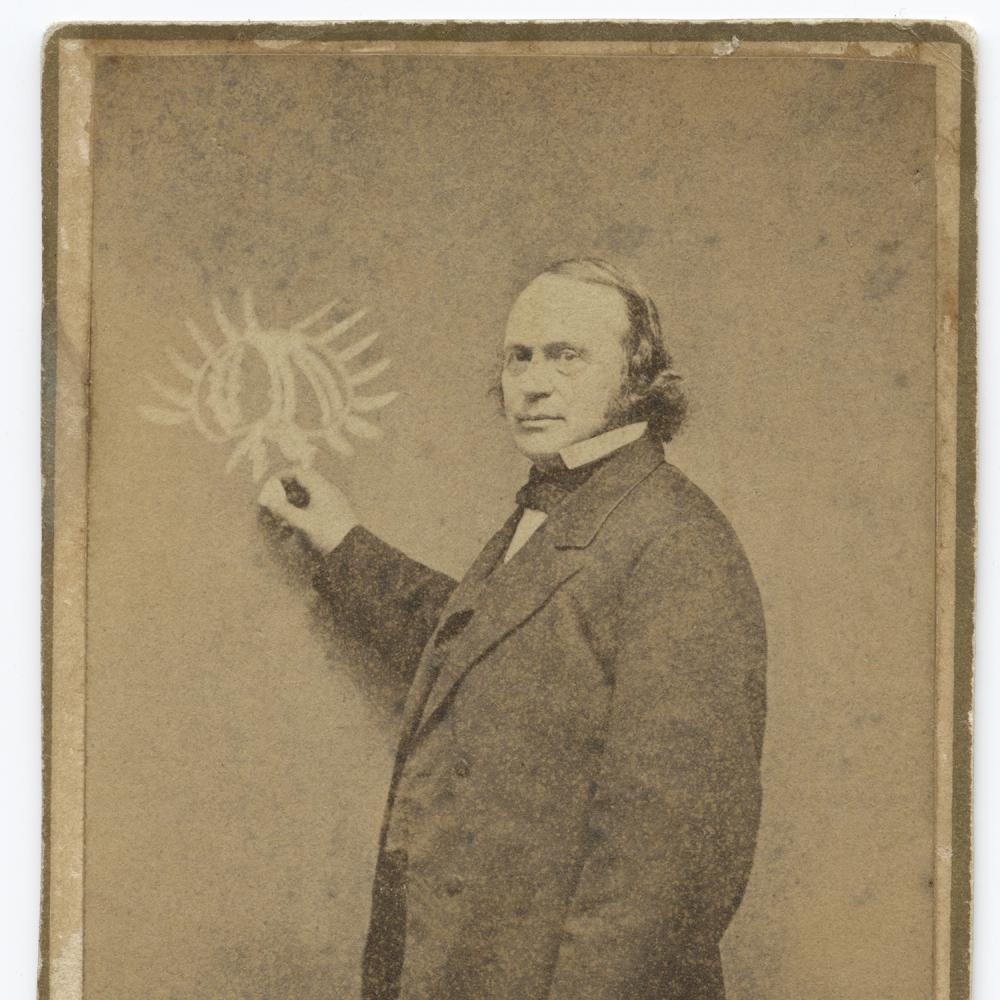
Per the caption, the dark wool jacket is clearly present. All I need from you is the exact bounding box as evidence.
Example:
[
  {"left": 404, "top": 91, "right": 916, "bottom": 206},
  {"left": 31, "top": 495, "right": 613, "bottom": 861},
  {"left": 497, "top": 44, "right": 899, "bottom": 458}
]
[{"left": 313, "top": 433, "right": 767, "bottom": 1000}]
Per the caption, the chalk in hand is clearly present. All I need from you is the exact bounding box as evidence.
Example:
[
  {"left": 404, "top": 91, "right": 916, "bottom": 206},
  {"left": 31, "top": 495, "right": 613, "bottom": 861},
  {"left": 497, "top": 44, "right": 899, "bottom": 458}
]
[{"left": 281, "top": 476, "right": 311, "bottom": 509}]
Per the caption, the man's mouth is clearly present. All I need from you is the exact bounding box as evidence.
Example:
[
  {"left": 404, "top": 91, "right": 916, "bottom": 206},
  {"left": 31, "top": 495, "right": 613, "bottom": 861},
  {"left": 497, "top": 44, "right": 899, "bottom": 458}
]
[{"left": 516, "top": 415, "right": 564, "bottom": 429}]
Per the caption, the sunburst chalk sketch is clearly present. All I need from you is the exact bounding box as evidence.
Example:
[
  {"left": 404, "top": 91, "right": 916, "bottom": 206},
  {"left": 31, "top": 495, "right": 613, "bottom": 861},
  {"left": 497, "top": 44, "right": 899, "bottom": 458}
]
[{"left": 139, "top": 290, "right": 398, "bottom": 481}]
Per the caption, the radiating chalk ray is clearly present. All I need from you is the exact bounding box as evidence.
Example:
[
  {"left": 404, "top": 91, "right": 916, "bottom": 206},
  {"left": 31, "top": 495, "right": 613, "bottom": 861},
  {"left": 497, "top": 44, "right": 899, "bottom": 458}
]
[
  {"left": 138, "top": 289, "right": 398, "bottom": 480},
  {"left": 312, "top": 308, "right": 367, "bottom": 345},
  {"left": 349, "top": 357, "right": 392, "bottom": 386},
  {"left": 291, "top": 299, "right": 340, "bottom": 333},
  {"left": 351, "top": 391, "right": 398, "bottom": 413},
  {"left": 334, "top": 331, "right": 380, "bottom": 363},
  {"left": 184, "top": 319, "right": 216, "bottom": 357}
]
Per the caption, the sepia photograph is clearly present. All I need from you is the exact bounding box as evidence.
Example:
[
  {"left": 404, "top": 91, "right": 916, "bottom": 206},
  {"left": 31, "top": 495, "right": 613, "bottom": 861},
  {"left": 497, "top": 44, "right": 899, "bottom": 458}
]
[{"left": 40, "top": 21, "right": 976, "bottom": 1000}]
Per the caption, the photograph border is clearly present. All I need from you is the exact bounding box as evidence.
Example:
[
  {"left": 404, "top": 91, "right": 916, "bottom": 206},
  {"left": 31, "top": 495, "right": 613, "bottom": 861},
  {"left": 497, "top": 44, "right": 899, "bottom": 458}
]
[{"left": 39, "top": 20, "right": 977, "bottom": 1000}]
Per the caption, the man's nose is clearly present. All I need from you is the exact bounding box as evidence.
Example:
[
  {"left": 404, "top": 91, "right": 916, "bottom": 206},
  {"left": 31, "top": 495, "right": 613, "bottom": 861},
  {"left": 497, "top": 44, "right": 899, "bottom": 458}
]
[{"left": 517, "top": 357, "right": 555, "bottom": 396}]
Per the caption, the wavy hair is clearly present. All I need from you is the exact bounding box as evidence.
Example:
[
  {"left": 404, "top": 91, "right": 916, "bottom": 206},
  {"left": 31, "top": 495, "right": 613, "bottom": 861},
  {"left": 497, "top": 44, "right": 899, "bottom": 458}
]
[{"left": 494, "top": 257, "right": 688, "bottom": 443}]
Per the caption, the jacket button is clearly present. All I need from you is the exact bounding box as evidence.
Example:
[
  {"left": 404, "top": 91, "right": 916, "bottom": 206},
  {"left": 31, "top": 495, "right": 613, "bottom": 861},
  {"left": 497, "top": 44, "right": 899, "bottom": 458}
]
[
  {"left": 444, "top": 877, "right": 463, "bottom": 896},
  {"left": 454, "top": 758, "right": 471, "bottom": 778}
]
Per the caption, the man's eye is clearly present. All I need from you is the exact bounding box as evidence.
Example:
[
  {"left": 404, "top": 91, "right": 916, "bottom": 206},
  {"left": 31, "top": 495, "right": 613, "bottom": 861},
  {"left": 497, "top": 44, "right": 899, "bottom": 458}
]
[{"left": 555, "top": 349, "right": 582, "bottom": 368}]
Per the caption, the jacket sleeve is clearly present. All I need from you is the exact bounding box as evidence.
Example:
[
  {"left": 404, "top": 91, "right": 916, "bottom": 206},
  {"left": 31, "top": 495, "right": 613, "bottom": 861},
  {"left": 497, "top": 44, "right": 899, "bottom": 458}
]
[
  {"left": 547, "top": 516, "right": 767, "bottom": 999},
  {"left": 311, "top": 526, "right": 458, "bottom": 684}
]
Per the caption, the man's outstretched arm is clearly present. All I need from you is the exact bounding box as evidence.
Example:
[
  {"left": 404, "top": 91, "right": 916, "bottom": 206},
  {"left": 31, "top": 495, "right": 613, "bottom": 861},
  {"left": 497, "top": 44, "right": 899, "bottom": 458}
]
[{"left": 259, "top": 469, "right": 457, "bottom": 682}]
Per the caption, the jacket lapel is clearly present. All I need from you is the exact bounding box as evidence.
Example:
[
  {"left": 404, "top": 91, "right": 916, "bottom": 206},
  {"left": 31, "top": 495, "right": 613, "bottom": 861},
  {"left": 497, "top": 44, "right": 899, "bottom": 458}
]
[
  {"left": 414, "top": 535, "right": 585, "bottom": 735},
  {"left": 395, "top": 510, "right": 521, "bottom": 745},
  {"left": 408, "top": 433, "right": 666, "bottom": 741}
]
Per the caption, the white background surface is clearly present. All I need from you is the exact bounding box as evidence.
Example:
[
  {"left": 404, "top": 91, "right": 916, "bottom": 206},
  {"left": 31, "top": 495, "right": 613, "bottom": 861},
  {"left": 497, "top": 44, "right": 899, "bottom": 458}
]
[{"left": 1, "top": 4, "right": 993, "bottom": 998}]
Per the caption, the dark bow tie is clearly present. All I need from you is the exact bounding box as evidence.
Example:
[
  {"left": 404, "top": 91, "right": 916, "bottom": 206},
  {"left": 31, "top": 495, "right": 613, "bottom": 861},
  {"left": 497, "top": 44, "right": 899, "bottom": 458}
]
[{"left": 515, "top": 459, "right": 606, "bottom": 513}]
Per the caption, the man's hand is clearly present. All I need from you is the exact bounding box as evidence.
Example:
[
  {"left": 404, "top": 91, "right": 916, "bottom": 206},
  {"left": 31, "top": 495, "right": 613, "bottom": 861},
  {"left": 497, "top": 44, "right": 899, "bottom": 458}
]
[{"left": 258, "top": 467, "right": 360, "bottom": 553}]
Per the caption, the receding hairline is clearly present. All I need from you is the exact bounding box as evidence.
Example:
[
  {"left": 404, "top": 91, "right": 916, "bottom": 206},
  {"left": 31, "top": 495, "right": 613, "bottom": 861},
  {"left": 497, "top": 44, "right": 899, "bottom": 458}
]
[
  {"left": 541, "top": 257, "right": 648, "bottom": 294},
  {"left": 513, "top": 258, "right": 655, "bottom": 329},
  {"left": 506, "top": 271, "right": 634, "bottom": 334}
]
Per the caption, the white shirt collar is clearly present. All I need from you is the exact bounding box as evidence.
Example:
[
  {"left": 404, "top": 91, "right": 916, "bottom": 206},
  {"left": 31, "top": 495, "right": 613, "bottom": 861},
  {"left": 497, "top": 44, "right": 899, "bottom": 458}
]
[{"left": 559, "top": 421, "right": 648, "bottom": 470}]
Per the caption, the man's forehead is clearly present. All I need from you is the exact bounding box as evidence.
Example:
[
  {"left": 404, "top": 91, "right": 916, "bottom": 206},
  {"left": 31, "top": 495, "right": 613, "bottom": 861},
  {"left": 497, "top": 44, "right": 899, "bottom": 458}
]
[{"left": 504, "top": 274, "right": 629, "bottom": 345}]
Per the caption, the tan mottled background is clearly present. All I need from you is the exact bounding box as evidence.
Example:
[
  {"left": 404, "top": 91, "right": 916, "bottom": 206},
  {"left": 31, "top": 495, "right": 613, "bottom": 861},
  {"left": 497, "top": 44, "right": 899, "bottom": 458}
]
[{"left": 84, "top": 49, "right": 937, "bottom": 999}]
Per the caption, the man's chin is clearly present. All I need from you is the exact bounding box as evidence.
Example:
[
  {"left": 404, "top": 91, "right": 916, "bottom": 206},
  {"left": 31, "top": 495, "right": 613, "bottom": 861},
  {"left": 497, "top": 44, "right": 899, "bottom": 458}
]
[{"left": 510, "top": 423, "right": 573, "bottom": 460}]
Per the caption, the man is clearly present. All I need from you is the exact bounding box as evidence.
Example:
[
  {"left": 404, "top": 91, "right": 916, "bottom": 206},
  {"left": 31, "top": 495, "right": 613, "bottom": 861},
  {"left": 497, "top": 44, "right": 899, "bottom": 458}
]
[{"left": 259, "top": 258, "right": 767, "bottom": 1000}]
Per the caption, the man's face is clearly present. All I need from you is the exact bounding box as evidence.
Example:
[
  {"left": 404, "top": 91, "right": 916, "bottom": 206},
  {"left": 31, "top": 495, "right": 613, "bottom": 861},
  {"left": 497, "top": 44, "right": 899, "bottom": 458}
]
[{"left": 501, "top": 274, "right": 629, "bottom": 462}]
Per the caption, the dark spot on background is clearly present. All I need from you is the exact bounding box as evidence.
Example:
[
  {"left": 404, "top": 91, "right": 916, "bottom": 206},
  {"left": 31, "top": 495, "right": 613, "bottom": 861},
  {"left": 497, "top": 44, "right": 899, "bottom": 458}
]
[
  {"left": 863, "top": 262, "right": 908, "bottom": 301},
  {"left": 600, "top": 220, "right": 654, "bottom": 256}
]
